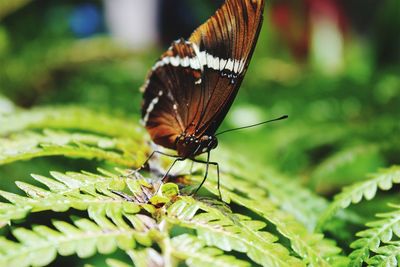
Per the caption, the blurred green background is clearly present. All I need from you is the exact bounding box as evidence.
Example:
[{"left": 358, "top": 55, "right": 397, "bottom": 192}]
[{"left": 0, "top": 0, "right": 400, "bottom": 258}]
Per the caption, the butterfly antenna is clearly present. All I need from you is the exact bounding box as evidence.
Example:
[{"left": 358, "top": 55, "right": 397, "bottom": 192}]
[{"left": 215, "top": 115, "right": 288, "bottom": 136}]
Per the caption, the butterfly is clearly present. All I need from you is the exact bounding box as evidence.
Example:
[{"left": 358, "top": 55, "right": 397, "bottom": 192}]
[{"left": 140, "top": 0, "right": 266, "bottom": 197}]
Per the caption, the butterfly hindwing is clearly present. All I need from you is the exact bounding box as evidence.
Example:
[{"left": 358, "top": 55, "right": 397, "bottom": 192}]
[{"left": 141, "top": 40, "right": 204, "bottom": 149}]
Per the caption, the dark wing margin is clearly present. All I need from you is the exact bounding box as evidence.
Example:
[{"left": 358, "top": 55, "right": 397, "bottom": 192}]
[
  {"left": 141, "top": 40, "right": 203, "bottom": 149},
  {"left": 188, "top": 0, "right": 265, "bottom": 136}
]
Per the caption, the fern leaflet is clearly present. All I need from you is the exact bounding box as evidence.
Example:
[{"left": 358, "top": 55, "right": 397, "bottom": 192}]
[
  {"left": 349, "top": 203, "right": 400, "bottom": 267},
  {"left": 317, "top": 166, "right": 400, "bottom": 230},
  {"left": 366, "top": 241, "right": 400, "bottom": 267}
]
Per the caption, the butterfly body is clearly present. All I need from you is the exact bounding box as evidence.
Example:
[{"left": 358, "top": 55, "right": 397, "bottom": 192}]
[{"left": 175, "top": 133, "right": 218, "bottom": 159}]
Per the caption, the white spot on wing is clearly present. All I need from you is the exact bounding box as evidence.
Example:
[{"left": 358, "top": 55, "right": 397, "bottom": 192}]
[
  {"left": 170, "top": 56, "right": 180, "bottom": 67},
  {"left": 181, "top": 57, "right": 190, "bottom": 67},
  {"left": 167, "top": 91, "right": 174, "bottom": 101},
  {"left": 143, "top": 91, "right": 163, "bottom": 125},
  {"left": 150, "top": 41, "right": 246, "bottom": 76},
  {"left": 192, "top": 44, "right": 205, "bottom": 71},
  {"left": 234, "top": 60, "right": 240, "bottom": 73},
  {"left": 225, "top": 59, "right": 234, "bottom": 72},
  {"left": 190, "top": 58, "right": 200, "bottom": 69},
  {"left": 140, "top": 79, "right": 150, "bottom": 93},
  {"left": 220, "top": 59, "right": 227, "bottom": 68}
]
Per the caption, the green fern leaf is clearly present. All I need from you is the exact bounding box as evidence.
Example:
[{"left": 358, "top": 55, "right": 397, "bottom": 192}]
[
  {"left": 0, "top": 107, "right": 143, "bottom": 138},
  {"left": 317, "top": 166, "right": 400, "bottom": 230},
  {"left": 0, "top": 216, "right": 152, "bottom": 267},
  {"left": 0, "top": 130, "right": 141, "bottom": 166},
  {"left": 366, "top": 241, "right": 400, "bottom": 267},
  {"left": 167, "top": 197, "right": 304, "bottom": 267},
  {"left": 170, "top": 234, "right": 250, "bottom": 267},
  {"left": 0, "top": 201, "right": 30, "bottom": 227},
  {"left": 0, "top": 168, "right": 345, "bottom": 266},
  {"left": 196, "top": 174, "right": 344, "bottom": 267},
  {"left": 126, "top": 248, "right": 163, "bottom": 267},
  {"left": 214, "top": 151, "right": 330, "bottom": 231},
  {"left": 349, "top": 204, "right": 400, "bottom": 267},
  {"left": 0, "top": 171, "right": 153, "bottom": 225}
]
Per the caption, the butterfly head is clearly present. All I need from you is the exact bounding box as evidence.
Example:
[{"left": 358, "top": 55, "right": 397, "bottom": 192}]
[{"left": 175, "top": 134, "right": 218, "bottom": 158}]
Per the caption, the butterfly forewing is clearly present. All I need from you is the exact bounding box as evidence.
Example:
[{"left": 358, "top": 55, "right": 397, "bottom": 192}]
[
  {"left": 141, "top": 0, "right": 265, "bottom": 154},
  {"left": 189, "top": 0, "right": 265, "bottom": 136}
]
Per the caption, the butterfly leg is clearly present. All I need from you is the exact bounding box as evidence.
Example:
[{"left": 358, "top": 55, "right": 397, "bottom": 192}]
[
  {"left": 189, "top": 160, "right": 195, "bottom": 175},
  {"left": 135, "top": 150, "right": 180, "bottom": 173},
  {"left": 215, "top": 162, "right": 221, "bottom": 200},
  {"left": 161, "top": 157, "right": 185, "bottom": 182},
  {"left": 192, "top": 152, "right": 222, "bottom": 200}
]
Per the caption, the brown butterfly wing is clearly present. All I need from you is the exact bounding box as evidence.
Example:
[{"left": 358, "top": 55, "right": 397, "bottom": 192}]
[
  {"left": 189, "top": 0, "right": 265, "bottom": 136},
  {"left": 141, "top": 40, "right": 204, "bottom": 149},
  {"left": 141, "top": 0, "right": 265, "bottom": 152}
]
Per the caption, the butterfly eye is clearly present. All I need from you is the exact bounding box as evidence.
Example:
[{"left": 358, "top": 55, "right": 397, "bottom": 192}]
[{"left": 212, "top": 139, "right": 218, "bottom": 149}]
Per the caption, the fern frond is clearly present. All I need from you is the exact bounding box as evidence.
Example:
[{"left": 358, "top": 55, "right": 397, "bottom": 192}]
[
  {"left": 169, "top": 234, "right": 250, "bottom": 267},
  {"left": 0, "top": 216, "right": 153, "bottom": 267},
  {"left": 229, "top": 194, "right": 342, "bottom": 267},
  {"left": 0, "top": 171, "right": 155, "bottom": 225},
  {"left": 197, "top": 174, "right": 344, "bottom": 267},
  {"left": 366, "top": 241, "right": 400, "bottom": 267},
  {"left": 0, "top": 107, "right": 143, "bottom": 138},
  {"left": 220, "top": 154, "right": 329, "bottom": 231},
  {"left": 0, "top": 130, "right": 142, "bottom": 167},
  {"left": 166, "top": 197, "right": 304, "bottom": 267},
  {"left": 256, "top": 171, "right": 328, "bottom": 231},
  {"left": 0, "top": 167, "right": 344, "bottom": 266},
  {"left": 2, "top": 170, "right": 249, "bottom": 266},
  {"left": 349, "top": 203, "right": 400, "bottom": 267},
  {"left": 317, "top": 166, "right": 400, "bottom": 230}
]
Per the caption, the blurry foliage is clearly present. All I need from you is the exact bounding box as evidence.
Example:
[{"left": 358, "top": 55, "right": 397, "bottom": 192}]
[
  {"left": 1, "top": 1, "right": 400, "bottom": 266},
  {"left": 0, "top": 0, "right": 32, "bottom": 20}
]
